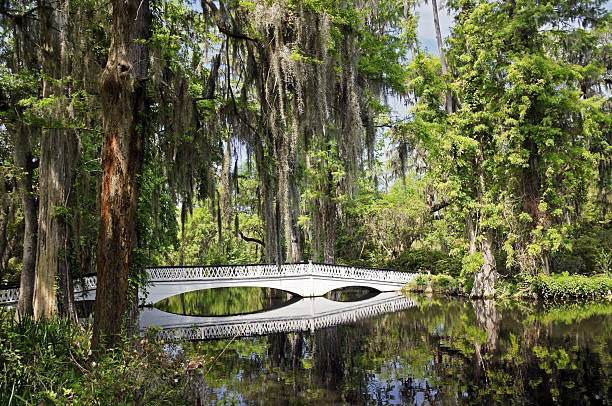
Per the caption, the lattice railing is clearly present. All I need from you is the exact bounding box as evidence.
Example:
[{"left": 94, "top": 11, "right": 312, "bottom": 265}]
[
  {"left": 146, "top": 263, "right": 415, "bottom": 284},
  {"left": 74, "top": 276, "right": 97, "bottom": 293},
  {"left": 0, "top": 287, "right": 19, "bottom": 305},
  {"left": 307, "top": 263, "right": 415, "bottom": 284},
  {"left": 1, "top": 263, "right": 416, "bottom": 305},
  {"left": 146, "top": 264, "right": 305, "bottom": 281},
  {"left": 153, "top": 296, "right": 416, "bottom": 341},
  {"left": 0, "top": 275, "right": 98, "bottom": 305}
]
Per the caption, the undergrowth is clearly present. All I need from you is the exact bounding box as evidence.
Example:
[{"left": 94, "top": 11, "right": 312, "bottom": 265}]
[{"left": 0, "top": 309, "right": 207, "bottom": 405}]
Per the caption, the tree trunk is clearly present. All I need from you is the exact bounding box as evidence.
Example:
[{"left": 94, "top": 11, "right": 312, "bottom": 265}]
[
  {"left": 92, "top": 0, "right": 151, "bottom": 350},
  {"left": 32, "top": 1, "right": 77, "bottom": 321},
  {"left": 179, "top": 200, "right": 186, "bottom": 266},
  {"left": 15, "top": 122, "right": 38, "bottom": 318},
  {"left": 9, "top": 3, "right": 39, "bottom": 318},
  {"left": 305, "top": 150, "right": 321, "bottom": 262},
  {"left": 323, "top": 193, "right": 336, "bottom": 264},
  {"left": 431, "top": 0, "right": 453, "bottom": 114},
  {"left": 255, "top": 139, "right": 278, "bottom": 264},
  {"left": 471, "top": 229, "right": 497, "bottom": 297},
  {"left": 520, "top": 137, "right": 549, "bottom": 274},
  {"left": 221, "top": 138, "right": 232, "bottom": 232},
  {"left": 466, "top": 212, "right": 477, "bottom": 254},
  {"left": 289, "top": 176, "right": 302, "bottom": 262},
  {"left": 216, "top": 190, "right": 223, "bottom": 250},
  {"left": 470, "top": 160, "right": 498, "bottom": 298}
]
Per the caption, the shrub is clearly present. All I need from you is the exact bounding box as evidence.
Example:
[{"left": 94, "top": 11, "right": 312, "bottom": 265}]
[
  {"left": 549, "top": 225, "right": 611, "bottom": 275},
  {"left": 414, "top": 274, "right": 428, "bottom": 286},
  {"left": 404, "top": 273, "right": 462, "bottom": 295},
  {"left": 535, "top": 273, "right": 612, "bottom": 300},
  {"left": 0, "top": 310, "right": 201, "bottom": 405},
  {"left": 387, "top": 249, "right": 462, "bottom": 276},
  {"left": 430, "top": 274, "right": 455, "bottom": 290}
]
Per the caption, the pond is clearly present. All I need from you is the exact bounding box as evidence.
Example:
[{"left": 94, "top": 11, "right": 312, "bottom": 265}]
[{"left": 147, "top": 289, "right": 612, "bottom": 405}]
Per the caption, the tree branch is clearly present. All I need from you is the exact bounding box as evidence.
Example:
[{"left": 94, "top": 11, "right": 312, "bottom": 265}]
[
  {"left": 430, "top": 200, "right": 450, "bottom": 213},
  {"left": 201, "top": 0, "right": 258, "bottom": 43},
  {"left": 239, "top": 230, "right": 265, "bottom": 247}
]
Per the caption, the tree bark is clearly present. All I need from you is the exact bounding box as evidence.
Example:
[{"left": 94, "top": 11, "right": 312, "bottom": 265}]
[
  {"left": 289, "top": 176, "right": 302, "bottom": 262},
  {"left": 93, "top": 0, "right": 151, "bottom": 350},
  {"left": 179, "top": 200, "right": 186, "bottom": 266},
  {"left": 15, "top": 121, "right": 37, "bottom": 318},
  {"left": 32, "top": 0, "right": 77, "bottom": 320},
  {"left": 470, "top": 159, "right": 498, "bottom": 298},
  {"left": 466, "top": 212, "right": 477, "bottom": 254},
  {"left": 471, "top": 230, "right": 497, "bottom": 298}
]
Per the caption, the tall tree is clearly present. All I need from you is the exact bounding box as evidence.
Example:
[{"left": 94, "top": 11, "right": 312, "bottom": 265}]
[
  {"left": 406, "top": 0, "right": 610, "bottom": 295},
  {"left": 0, "top": 1, "right": 40, "bottom": 317},
  {"left": 32, "top": 0, "right": 78, "bottom": 320},
  {"left": 93, "top": 0, "right": 151, "bottom": 349}
]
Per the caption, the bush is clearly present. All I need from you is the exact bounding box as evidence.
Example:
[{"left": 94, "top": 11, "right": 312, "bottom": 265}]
[
  {"left": 387, "top": 249, "right": 462, "bottom": 276},
  {"left": 430, "top": 274, "right": 455, "bottom": 290},
  {"left": 0, "top": 310, "right": 201, "bottom": 405},
  {"left": 404, "top": 273, "right": 463, "bottom": 295},
  {"left": 535, "top": 273, "right": 612, "bottom": 300},
  {"left": 550, "top": 225, "right": 611, "bottom": 275}
]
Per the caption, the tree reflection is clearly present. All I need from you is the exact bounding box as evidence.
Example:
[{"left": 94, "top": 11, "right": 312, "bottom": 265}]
[
  {"left": 180, "top": 296, "right": 612, "bottom": 405},
  {"left": 154, "top": 287, "right": 293, "bottom": 316}
]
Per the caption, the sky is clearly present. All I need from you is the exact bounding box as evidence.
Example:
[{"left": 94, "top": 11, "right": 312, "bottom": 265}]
[
  {"left": 414, "top": 1, "right": 453, "bottom": 56},
  {"left": 414, "top": 0, "right": 612, "bottom": 55}
]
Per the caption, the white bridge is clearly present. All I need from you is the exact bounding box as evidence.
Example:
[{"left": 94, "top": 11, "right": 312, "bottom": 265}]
[
  {"left": 1, "top": 262, "right": 417, "bottom": 306},
  {"left": 140, "top": 291, "right": 417, "bottom": 341}
]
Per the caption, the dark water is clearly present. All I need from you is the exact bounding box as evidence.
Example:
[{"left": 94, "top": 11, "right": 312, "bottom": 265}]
[
  {"left": 154, "top": 287, "right": 294, "bottom": 316},
  {"left": 157, "top": 291, "right": 612, "bottom": 405}
]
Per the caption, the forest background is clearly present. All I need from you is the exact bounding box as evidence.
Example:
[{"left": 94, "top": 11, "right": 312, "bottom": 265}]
[{"left": 0, "top": 0, "right": 610, "bottom": 329}]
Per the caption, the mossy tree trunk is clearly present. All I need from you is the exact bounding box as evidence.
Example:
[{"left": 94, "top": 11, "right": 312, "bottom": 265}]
[
  {"left": 93, "top": 0, "right": 151, "bottom": 350},
  {"left": 32, "top": 0, "right": 77, "bottom": 321},
  {"left": 15, "top": 121, "right": 37, "bottom": 318}
]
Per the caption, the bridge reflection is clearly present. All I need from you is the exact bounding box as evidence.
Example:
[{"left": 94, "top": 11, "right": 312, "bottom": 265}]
[{"left": 141, "top": 291, "right": 416, "bottom": 341}]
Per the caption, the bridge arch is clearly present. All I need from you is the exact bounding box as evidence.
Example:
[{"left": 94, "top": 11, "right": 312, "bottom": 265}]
[{"left": 142, "top": 275, "right": 392, "bottom": 305}]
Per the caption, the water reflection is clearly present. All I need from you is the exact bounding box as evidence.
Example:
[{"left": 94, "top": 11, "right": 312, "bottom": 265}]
[
  {"left": 141, "top": 291, "right": 414, "bottom": 340},
  {"left": 154, "top": 287, "right": 294, "bottom": 316},
  {"left": 324, "top": 286, "right": 378, "bottom": 302},
  {"left": 179, "top": 297, "right": 612, "bottom": 405}
]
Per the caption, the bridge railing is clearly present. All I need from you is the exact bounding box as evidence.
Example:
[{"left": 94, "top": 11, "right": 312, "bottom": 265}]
[
  {"left": 308, "top": 263, "right": 416, "bottom": 283},
  {"left": 0, "top": 287, "right": 19, "bottom": 305},
  {"left": 1, "top": 263, "right": 416, "bottom": 305},
  {"left": 146, "top": 264, "right": 306, "bottom": 281},
  {"left": 145, "top": 262, "right": 416, "bottom": 284},
  {"left": 153, "top": 295, "right": 417, "bottom": 341},
  {"left": 0, "top": 274, "right": 99, "bottom": 305}
]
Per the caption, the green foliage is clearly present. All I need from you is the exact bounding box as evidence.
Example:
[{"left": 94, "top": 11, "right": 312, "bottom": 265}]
[
  {"left": 136, "top": 155, "right": 180, "bottom": 269},
  {"left": 0, "top": 309, "right": 207, "bottom": 405},
  {"left": 535, "top": 273, "right": 612, "bottom": 300},
  {"left": 401, "top": 0, "right": 611, "bottom": 286},
  {"left": 387, "top": 248, "right": 462, "bottom": 276},
  {"left": 337, "top": 179, "right": 433, "bottom": 267},
  {"left": 176, "top": 161, "right": 265, "bottom": 265},
  {"left": 549, "top": 224, "right": 611, "bottom": 275},
  {"left": 404, "top": 273, "right": 462, "bottom": 294}
]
